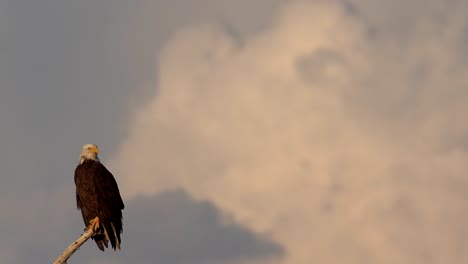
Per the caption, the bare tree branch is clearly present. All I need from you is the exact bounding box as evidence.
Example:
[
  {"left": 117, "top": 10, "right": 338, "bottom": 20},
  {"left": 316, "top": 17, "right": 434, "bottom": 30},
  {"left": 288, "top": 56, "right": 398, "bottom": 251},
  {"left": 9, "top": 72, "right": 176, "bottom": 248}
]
[{"left": 53, "top": 227, "right": 96, "bottom": 264}]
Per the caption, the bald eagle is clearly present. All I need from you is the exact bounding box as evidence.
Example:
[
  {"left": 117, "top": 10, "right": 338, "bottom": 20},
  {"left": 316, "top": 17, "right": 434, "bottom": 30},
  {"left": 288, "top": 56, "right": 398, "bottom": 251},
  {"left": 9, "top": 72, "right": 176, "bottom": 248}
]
[{"left": 74, "top": 144, "right": 124, "bottom": 251}]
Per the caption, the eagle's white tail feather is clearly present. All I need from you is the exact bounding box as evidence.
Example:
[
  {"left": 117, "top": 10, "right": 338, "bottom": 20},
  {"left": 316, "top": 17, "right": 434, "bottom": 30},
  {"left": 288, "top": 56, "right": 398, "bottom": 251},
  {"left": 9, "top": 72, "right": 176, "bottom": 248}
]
[
  {"left": 110, "top": 222, "right": 120, "bottom": 250},
  {"left": 103, "top": 226, "right": 110, "bottom": 244}
]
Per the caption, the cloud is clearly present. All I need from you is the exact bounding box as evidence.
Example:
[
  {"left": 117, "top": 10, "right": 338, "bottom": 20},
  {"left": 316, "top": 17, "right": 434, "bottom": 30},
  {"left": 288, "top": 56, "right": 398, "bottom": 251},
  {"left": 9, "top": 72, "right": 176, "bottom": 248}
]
[
  {"left": 111, "top": 1, "right": 468, "bottom": 263},
  {"left": 123, "top": 190, "right": 283, "bottom": 264}
]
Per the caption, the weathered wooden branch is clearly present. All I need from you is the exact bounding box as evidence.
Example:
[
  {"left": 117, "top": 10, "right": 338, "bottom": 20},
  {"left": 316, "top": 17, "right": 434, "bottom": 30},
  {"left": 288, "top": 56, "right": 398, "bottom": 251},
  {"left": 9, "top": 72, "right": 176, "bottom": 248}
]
[{"left": 52, "top": 227, "right": 96, "bottom": 264}]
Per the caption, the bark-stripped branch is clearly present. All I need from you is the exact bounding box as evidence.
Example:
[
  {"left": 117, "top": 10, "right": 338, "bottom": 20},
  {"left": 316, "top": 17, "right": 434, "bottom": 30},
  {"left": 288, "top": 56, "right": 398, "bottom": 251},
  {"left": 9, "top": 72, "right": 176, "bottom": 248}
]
[{"left": 53, "top": 227, "right": 96, "bottom": 264}]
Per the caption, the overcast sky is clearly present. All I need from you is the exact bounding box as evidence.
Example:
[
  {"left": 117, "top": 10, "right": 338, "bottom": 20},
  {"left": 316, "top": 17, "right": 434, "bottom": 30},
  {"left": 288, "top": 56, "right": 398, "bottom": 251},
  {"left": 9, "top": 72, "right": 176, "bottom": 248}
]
[{"left": 1, "top": 0, "right": 468, "bottom": 263}]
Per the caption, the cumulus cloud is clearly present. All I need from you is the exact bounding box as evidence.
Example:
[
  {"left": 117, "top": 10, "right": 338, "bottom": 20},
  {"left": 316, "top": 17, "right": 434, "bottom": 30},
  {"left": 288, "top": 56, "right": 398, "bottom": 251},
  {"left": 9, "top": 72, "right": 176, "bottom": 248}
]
[
  {"left": 115, "top": 190, "right": 283, "bottom": 264},
  {"left": 111, "top": 1, "right": 468, "bottom": 263}
]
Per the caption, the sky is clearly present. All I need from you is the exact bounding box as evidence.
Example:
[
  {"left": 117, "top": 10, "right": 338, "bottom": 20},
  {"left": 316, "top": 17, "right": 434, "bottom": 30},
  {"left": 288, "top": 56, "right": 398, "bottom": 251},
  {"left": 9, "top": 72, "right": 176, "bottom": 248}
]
[{"left": 1, "top": 0, "right": 468, "bottom": 263}]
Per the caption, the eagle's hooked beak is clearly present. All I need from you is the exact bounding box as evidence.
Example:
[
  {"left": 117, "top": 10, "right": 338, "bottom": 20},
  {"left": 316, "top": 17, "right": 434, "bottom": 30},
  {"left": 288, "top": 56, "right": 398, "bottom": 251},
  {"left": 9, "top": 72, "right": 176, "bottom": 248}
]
[{"left": 91, "top": 146, "right": 99, "bottom": 154}]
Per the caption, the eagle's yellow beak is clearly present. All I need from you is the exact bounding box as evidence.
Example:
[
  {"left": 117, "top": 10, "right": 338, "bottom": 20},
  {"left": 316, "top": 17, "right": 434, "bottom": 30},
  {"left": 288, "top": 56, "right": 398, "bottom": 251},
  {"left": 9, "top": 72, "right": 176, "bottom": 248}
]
[{"left": 92, "top": 146, "right": 99, "bottom": 154}]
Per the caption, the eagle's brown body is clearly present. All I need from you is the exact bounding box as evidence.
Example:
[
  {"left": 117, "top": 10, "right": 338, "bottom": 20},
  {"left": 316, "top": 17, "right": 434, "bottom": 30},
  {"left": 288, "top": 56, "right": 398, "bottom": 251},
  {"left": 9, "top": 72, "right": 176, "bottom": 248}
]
[{"left": 75, "top": 159, "right": 124, "bottom": 251}]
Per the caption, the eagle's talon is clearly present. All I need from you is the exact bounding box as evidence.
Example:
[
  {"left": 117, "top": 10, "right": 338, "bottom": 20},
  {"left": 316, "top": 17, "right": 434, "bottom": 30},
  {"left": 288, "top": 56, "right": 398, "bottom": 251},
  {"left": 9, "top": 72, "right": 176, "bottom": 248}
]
[{"left": 87, "top": 216, "right": 100, "bottom": 232}]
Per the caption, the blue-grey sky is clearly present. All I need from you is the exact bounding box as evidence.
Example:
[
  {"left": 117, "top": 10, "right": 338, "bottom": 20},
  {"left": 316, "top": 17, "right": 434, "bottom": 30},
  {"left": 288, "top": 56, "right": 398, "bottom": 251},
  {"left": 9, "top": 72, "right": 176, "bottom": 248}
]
[{"left": 1, "top": 0, "right": 468, "bottom": 264}]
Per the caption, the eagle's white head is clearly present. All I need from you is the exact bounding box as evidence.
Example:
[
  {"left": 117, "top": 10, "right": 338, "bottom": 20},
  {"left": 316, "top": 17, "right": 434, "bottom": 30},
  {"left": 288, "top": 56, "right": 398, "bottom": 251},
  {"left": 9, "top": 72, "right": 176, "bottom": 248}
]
[{"left": 80, "top": 143, "right": 100, "bottom": 164}]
